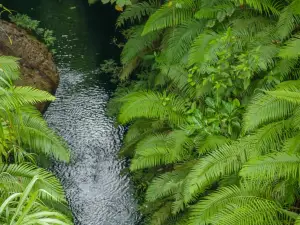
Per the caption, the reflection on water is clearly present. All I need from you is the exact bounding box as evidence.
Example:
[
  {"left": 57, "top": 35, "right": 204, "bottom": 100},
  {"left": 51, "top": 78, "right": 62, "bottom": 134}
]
[
  {"left": 2, "top": 0, "right": 139, "bottom": 224},
  {"left": 45, "top": 66, "right": 139, "bottom": 225}
]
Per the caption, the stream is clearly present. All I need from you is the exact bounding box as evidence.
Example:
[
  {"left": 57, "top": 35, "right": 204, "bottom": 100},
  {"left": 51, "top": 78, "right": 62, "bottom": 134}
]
[{"left": 2, "top": 0, "right": 139, "bottom": 224}]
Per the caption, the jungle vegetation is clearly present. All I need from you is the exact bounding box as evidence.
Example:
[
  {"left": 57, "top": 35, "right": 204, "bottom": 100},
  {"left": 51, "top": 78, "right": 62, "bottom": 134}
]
[
  {"left": 0, "top": 56, "right": 72, "bottom": 224},
  {"left": 101, "top": 0, "right": 300, "bottom": 224}
]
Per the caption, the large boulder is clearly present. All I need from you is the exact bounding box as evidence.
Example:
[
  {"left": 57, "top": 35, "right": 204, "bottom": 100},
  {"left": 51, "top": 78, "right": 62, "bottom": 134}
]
[{"left": 0, "top": 20, "right": 58, "bottom": 112}]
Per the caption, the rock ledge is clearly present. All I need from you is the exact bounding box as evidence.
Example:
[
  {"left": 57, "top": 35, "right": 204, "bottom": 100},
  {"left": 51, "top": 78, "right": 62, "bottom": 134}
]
[{"left": 0, "top": 20, "right": 58, "bottom": 112}]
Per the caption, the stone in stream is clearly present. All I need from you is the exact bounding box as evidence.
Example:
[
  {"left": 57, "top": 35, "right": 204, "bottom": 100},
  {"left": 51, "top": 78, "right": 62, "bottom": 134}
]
[{"left": 0, "top": 20, "right": 58, "bottom": 112}]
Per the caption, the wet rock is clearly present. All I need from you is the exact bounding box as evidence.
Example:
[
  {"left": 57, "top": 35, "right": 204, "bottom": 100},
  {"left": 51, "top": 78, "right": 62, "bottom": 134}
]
[{"left": 0, "top": 20, "right": 58, "bottom": 112}]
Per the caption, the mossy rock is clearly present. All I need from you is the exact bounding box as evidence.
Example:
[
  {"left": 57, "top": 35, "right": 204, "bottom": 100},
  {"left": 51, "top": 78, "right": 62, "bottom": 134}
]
[{"left": 0, "top": 20, "right": 58, "bottom": 112}]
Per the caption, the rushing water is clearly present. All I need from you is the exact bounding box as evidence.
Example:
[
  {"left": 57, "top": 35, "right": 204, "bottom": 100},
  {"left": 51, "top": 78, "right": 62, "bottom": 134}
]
[{"left": 2, "top": 0, "right": 139, "bottom": 224}]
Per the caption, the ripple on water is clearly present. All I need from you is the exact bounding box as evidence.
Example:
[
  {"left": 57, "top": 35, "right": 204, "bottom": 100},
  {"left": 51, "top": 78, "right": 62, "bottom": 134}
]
[{"left": 44, "top": 68, "right": 139, "bottom": 225}]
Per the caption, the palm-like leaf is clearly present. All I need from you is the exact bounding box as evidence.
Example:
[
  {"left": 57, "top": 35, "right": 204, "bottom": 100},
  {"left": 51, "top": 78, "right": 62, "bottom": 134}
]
[
  {"left": 118, "top": 91, "right": 187, "bottom": 125},
  {"left": 142, "top": 0, "right": 196, "bottom": 35}
]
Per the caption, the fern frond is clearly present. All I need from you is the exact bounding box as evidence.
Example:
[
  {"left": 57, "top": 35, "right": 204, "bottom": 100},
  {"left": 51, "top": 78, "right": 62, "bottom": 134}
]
[
  {"left": 0, "top": 86, "right": 55, "bottom": 110},
  {"left": 146, "top": 162, "right": 192, "bottom": 202},
  {"left": 188, "top": 31, "right": 219, "bottom": 66},
  {"left": 130, "top": 130, "right": 192, "bottom": 170},
  {"left": 243, "top": 92, "right": 296, "bottom": 132},
  {"left": 121, "top": 25, "right": 160, "bottom": 69},
  {"left": 116, "top": 1, "right": 159, "bottom": 27},
  {"left": 196, "top": 135, "right": 231, "bottom": 155},
  {"left": 238, "top": 0, "right": 281, "bottom": 15},
  {"left": 0, "top": 56, "right": 20, "bottom": 81},
  {"left": 277, "top": 1, "right": 300, "bottom": 40},
  {"left": 183, "top": 140, "right": 251, "bottom": 203},
  {"left": 162, "top": 19, "right": 206, "bottom": 63},
  {"left": 0, "top": 164, "right": 66, "bottom": 202},
  {"left": 142, "top": 0, "right": 196, "bottom": 35},
  {"left": 240, "top": 152, "right": 300, "bottom": 182},
  {"left": 279, "top": 34, "right": 300, "bottom": 59},
  {"left": 150, "top": 202, "right": 173, "bottom": 225},
  {"left": 12, "top": 107, "right": 70, "bottom": 162},
  {"left": 118, "top": 91, "right": 187, "bottom": 125}
]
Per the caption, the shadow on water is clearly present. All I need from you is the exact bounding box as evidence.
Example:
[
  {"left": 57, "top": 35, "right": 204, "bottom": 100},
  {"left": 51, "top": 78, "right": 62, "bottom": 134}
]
[{"left": 2, "top": 0, "right": 140, "bottom": 224}]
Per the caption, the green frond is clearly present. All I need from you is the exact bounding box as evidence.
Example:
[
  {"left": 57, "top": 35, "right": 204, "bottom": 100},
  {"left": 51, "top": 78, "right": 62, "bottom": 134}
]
[
  {"left": 195, "top": 1, "right": 236, "bottom": 20},
  {"left": 282, "top": 132, "right": 300, "bottom": 154},
  {"left": 189, "top": 184, "right": 288, "bottom": 225},
  {"left": 130, "top": 130, "right": 192, "bottom": 170},
  {"left": 150, "top": 202, "right": 173, "bottom": 225},
  {"left": 0, "top": 56, "right": 20, "bottom": 81},
  {"left": 188, "top": 31, "right": 219, "bottom": 66},
  {"left": 121, "top": 119, "right": 166, "bottom": 156},
  {"left": 238, "top": 0, "right": 281, "bottom": 15},
  {"left": 146, "top": 162, "right": 192, "bottom": 202},
  {"left": 196, "top": 135, "right": 231, "bottom": 155},
  {"left": 240, "top": 152, "right": 300, "bottom": 182},
  {"left": 0, "top": 175, "right": 72, "bottom": 225},
  {"left": 296, "top": 216, "right": 300, "bottom": 225},
  {"left": 247, "top": 120, "right": 293, "bottom": 154},
  {"left": 116, "top": 1, "right": 159, "bottom": 27},
  {"left": 12, "top": 108, "right": 70, "bottom": 162},
  {"left": 270, "top": 58, "right": 298, "bottom": 80},
  {"left": 279, "top": 34, "right": 300, "bottom": 59},
  {"left": 118, "top": 91, "right": 187, "bottom": 125},
  {"left": 183, "top": 141, "right": 250, "bottom": 203},
  {"left": 189, "top": 185, "right": 242, "bottom": 225},
  {"left": 121, "top": 26, "right": 160, "bottom": 75},
  {"left": 121, "top": 25, "right": 160, "bottom": 64},
  {"left": 266, "top": 90, "right": 300, "bottom": 104},
  {"left": 214, "top": 199, "right": 282, "bottom": 225},
  {"left": 142, "top": 0, "right": 196, "bottom": 35},
  {"left": 120, "top": 55, "right": 140, "bottom": 80},
  {"left": 243, "top": 92, "right": 296, "bottom": 132},
  {"left": 158, "top": 64, "right": 193, "bottom": 96},
  {"left": 0, "top": 86, "right": 55, "bottom": 110},
  {"left": 0, "top": 164, "right": 66, "bottom": 202},
  {"left": 162, "top": 19, "right": 207, "bottom": 63},
  {"left": 276, "top": 1, "right": 300, "bottom": 40}
]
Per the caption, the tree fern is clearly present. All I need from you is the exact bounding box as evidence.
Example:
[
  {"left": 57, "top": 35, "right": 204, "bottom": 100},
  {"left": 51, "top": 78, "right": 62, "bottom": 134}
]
[
  {"left": 0, "top": 86, "right": 55, "bottom": 110},
  {"left": 183, "top": 141, "right": 250, "bottom": 203},
  {"left": 146, "top": 163, "right": 192, "bottom": 202},
  {"left": 12, "top": 107, "right": 70, "bottom": 162},
  {"left": 243, "top": 92, "right": 296, "bottom": 132},
  {"left": 121, "top": 26, "right": 161, "bottom": 65},
  {"left": 0, "top": 56, "right": 20, "bottom": 81},
  {"left": 240, "top": 152, "right": 300, "bottom": 182},
  {"left": 161, "top": 19, "right": 207, "bottom": 63},
  {"left": 279, "top": 34, "right": 300, "bottom": 59},
  {"left": 130, "top": 130, "right": 192, "bottom": 170},
  {"left": 118, "top": 91, "right": 187, "bottom": 125},
  {"left": 276, "top": 0, "right": 300, "bottom": 40},
  {"left": 142, "top": 0, "right": 196, "bottom": 35},
  {"left": 116, "top": 1, "right": 159, "bottom": 27}
]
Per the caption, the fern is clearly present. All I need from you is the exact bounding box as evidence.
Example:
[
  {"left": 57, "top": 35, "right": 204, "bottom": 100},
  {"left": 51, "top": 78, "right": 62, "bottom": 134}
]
[
  {"left": 130, "top": 130, "right": 192, "bottom": 170},
  {"left": 0, "top": 86, "right": 55, "bottom": 110},
  {"left": 279, "top": 34, "right": 300, "bottom": 59},
  {"left": 12, "top": 108, "right": 70, "bottom": 162},
  {"left": 116, "top": 1, "right": 159, "bottom": 27},
  {"left": 142, "top": 0, "right": 196, "bottom": 35},
  {"left": 146, "top": 163, "right": 192, "bottom": 202},
  {"left": 240, "top": 152, "right": 300, "bottom": 181},
  {"left": 162, "top": 19, "right": 207, "bottom": 63},
  {"left": 118, "top": 91, "right": 187, "bottom": 125}
]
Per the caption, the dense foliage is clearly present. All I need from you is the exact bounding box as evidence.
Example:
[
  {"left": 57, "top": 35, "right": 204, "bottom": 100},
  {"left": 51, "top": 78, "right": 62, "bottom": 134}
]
[
  {"left": 106, "top": 0, "right": 300, "bottom": 224},
  {"left": 9, "top": 13, "right": 56, "bottom": 51},
  {"left": 0, "top": 56, "right": 72, "bottom": 224}
]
